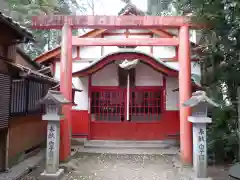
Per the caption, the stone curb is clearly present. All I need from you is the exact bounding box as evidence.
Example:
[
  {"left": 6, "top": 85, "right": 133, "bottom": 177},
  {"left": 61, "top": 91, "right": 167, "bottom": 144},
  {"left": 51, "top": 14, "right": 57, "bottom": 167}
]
[{"left": 0, "top": 150, "right": 44, "bottom": 180}]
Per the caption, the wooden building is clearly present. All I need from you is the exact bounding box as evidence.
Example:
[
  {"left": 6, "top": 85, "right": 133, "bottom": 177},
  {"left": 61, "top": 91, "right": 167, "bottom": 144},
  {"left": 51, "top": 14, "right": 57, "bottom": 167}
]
[{"left": 0, "top": 11, "right": 55, "bottom": 171}]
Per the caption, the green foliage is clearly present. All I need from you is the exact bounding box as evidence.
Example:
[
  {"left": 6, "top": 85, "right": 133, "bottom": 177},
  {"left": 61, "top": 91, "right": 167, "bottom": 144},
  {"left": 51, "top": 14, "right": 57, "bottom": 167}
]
[
  {"left": 3, "top": 0, "right": 87, "bottom": 59},
  {"left": 174, "top": 0, "right": 240, "bottom": 162},
  {"left": 208, "top": 107, "right": 238, "bottom": 162}
]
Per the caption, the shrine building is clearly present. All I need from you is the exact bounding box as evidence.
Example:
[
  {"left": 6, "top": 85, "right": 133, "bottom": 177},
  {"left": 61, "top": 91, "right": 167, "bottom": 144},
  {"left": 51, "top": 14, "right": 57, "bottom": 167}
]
[{"left": 34, "top": 5, "right": 201, "bottom": 146}]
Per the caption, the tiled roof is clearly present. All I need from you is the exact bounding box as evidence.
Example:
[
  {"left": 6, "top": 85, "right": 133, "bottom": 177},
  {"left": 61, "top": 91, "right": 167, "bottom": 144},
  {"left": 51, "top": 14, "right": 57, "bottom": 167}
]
[
  {"left": 0, "top": 11, "right": 34, "bottom": 42},
  {"left": 118, "top": 4, "right": 145, "bottom": 16},
  {"left": 5, "top": 61, "right": 57, "bottom": 83},
  {"left": 16, "top": 47, "right": 40, "bottom": 69}
]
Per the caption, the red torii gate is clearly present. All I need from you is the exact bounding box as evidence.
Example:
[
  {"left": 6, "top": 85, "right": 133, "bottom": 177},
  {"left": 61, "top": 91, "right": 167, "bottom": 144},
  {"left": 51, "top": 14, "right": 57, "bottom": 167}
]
[{"left": 32, "top": 15, "right": 196, "bottom": 164}]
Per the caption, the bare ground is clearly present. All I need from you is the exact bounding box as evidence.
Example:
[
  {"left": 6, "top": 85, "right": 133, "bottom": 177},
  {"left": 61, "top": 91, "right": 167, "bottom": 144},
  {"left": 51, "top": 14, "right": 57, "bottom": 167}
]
[
  {"left": 20, "top": 153, "right": 231, "bottom": 180},
  {"left": 62, "top": 153, "right": 193, "bottom": 180}
]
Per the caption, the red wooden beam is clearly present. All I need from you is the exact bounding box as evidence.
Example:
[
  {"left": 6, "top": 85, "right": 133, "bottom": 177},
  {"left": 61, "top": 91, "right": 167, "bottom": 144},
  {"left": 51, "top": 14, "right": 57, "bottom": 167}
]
[
  {"left": 59, "top": 23, "right": 72, "bottom": 161},
  {"left": 72, "top": 37, "right": 179, "bottom": 46},
  {"left": 32, "top": 15, "right": 198, "bottom": 29},
  {"left": 103, "top": 32, "right": 153, "bottom": 37},
  {"left": 178, "top": 25, "right": 192, "bottom": 164}
]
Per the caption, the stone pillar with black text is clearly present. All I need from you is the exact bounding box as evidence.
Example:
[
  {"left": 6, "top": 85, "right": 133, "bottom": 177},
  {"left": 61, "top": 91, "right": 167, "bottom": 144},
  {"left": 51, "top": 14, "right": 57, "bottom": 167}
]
[
  {"left": 189, "top": 116, "right": 212, "bottom": 179},
  {"left": 183, "top": 91, "right": 219, "bottom": 180},
  {"left": 38, "top": 90, "right": 71, "bottom": 180}
]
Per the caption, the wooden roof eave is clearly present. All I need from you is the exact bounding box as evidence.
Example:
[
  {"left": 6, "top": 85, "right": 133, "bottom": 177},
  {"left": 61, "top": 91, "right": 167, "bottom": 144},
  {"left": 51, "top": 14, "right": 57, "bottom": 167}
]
[{"left": 35, "top": 29, "right": 107, "bottom": 64}]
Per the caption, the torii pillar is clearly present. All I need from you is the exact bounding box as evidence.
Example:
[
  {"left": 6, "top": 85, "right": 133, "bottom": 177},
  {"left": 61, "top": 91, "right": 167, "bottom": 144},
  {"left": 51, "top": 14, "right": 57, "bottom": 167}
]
[
  {"left": 59, "top": 22, "right": 72, "bottom": 161},
  {"left": 178, "top": 25, "right": 192, "bottom": 164}
]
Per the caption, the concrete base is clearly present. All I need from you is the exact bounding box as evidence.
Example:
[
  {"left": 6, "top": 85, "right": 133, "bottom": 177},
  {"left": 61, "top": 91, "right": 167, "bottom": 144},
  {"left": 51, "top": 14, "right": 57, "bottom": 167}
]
[
  {"left": 74, "top": 145, "right": 179, "bottom": 155},
  {"left": 71, "top": 138, "right": 87, "bottom": 145},
  {"left": 194, "top": 178, "right": 212, "bottom": 180},
  {"left": 39, "top": 169, "right": 64, "bottom": 180}
]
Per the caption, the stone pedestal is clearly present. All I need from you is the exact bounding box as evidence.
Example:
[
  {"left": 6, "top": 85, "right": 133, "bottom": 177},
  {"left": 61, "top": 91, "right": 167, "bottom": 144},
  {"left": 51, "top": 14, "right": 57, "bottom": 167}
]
[
  {"left": 46, "top": 121, "right": 60, "bottom": 173},
  {"left": 40, "top": 120, "right": 62, "bottom": 180},
  {"left": 188, "top": 116, "right": 212, "bottom": 179},
  {"left": 39, "top": 168, "right": 64, "bottom": 180}
]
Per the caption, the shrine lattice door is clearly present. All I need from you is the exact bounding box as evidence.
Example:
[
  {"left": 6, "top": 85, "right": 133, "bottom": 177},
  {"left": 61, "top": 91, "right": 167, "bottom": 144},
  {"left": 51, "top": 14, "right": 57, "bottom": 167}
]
[{"left": 90, "top": 87, "right": 165, "bottom": 140}]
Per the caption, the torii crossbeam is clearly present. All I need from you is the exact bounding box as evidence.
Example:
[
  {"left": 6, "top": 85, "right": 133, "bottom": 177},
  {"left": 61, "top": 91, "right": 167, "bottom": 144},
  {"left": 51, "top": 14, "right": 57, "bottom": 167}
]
[
  {"left": 32, "top": 15, "right": 194, "bottom": 165},
  {"left": 71, "top": 37, "right": 179, "bottom": 46},
  {"left": 32, "top": 15, "right": 199, "bottom": 29}
]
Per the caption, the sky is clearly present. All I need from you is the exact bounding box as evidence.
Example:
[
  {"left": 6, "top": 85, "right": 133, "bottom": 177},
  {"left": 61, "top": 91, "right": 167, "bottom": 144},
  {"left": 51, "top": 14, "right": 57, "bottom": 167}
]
[
  {"left": 75, "top": 0, "right": 148, "bottom": 35},
  {"left": 84, "top": 0, "right": 148, "bottom": 15}
]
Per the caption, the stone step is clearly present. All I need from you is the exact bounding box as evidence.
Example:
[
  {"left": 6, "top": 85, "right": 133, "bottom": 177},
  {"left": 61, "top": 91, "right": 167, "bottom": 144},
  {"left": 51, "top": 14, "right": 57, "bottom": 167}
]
[
  {"left": 84, "top": 140, "right": 177, "bottom": 149},
  {"left": 73, "top": 145, "right": 179, "bottom": 155}
]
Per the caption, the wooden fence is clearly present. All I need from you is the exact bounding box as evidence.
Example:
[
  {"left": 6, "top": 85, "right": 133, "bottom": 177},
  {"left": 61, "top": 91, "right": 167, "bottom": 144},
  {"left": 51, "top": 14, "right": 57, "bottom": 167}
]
[
  {"left": 11, "top": 79, "right": 52, "bottom": 116},
  {"left": 0, "top": 73, "right": 11, "bottom": 129}
]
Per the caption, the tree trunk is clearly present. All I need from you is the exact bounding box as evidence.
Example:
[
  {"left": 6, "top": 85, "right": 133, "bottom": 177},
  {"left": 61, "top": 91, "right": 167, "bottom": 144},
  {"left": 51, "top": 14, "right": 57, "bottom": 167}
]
[{"left": 237, "top": 86, "right": 240, "bottom": 161}]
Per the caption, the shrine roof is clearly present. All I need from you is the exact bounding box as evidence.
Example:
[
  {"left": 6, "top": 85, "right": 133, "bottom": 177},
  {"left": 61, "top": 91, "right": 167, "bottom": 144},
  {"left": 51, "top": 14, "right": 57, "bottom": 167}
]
[
  {"left": 5, "top": 61, "right": 57, "bottom": 83},
  {"left": 72, "top": 50, "right": 201, "bottom": 87},
  {"left": 0, "top": 11, "right": 34, "bottom": 42},
  {"left": 5, "top": 61, "right": 82, "bottom": 93},
  {"left": 118, "top": 3, "right": 145, "bottom": 16}
]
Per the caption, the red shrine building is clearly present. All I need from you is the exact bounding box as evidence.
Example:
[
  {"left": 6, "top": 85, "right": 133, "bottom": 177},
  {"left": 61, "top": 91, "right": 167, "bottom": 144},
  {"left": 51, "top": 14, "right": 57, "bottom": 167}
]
[{"left": 33, "top": 5, "right": 202, "bottom": 164}]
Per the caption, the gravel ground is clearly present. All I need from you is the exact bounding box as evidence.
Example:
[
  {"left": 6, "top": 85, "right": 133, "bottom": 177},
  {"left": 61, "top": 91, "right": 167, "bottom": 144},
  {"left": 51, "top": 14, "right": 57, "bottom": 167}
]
[
  {"left": 61, "top": 153, "right": 194, "bottom": 180},
  {"left": 19, "top": 153, "right": 230, "bottom": 180},
  {"left": 207, "top": 165, "right": 231, "bottom": 180}
]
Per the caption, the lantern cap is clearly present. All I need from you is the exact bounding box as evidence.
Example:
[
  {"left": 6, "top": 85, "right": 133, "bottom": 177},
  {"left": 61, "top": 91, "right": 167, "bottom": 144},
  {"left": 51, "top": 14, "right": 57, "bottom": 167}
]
[
  {"left": 183, "top": 91, "right": 219, "bottom": 108},
  {"left": 39, "top": 90, "right": 71, "bottom": 105}
]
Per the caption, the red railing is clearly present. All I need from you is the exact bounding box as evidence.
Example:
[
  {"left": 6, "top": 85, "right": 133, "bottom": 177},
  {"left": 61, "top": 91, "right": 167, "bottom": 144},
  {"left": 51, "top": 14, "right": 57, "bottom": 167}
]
[
  {"left": 91, "top": 87, "right": 163, "bottom": 122},
  {"left": 130, "top": 87, "right": 162, "bottom": 121},
  {"left": 91, "top": 87, "right": 125, "bottom": 121}
]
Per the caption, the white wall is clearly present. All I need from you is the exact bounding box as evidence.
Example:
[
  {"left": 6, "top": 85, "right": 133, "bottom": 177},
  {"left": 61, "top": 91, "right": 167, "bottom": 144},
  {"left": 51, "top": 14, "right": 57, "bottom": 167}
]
[
  {"left": 73, "top": 77, "right": 89, "bottom": 110},
  {"left": 54, "top": 62, "right": 60, "bottom": 80},
  {"left": 135, "top": 63, "right": 163, "bottom": 86},
  {"left": 165, "top": 61, "right": 201, "bottom": 76},
  {"left": 101, "top": 31, "right": 152, "bottom": 57},
  {"left": 128, "top": 29, "right": 150, "bottom": 33},
  {"left": 166, "top": 76, "right": 179, "bottom": 110},
  {"left": 129, "top": 35, "right": 152, "bottom": 54},
  {"left": 91, "top": 63, "right": 119, "bottom": 86},
  {"left": 135, "top": 63, "right": 179, "bottom": 110},
  {"left": 72, "top": 61, "right": 91, "bottom": 73},
  {"left": 79, "top": 46, "right": 102, "bottom": 59},
  {"left": 103, "top": 46, "right": 119, "bottom": 56},
  {"left": 72, "top": 46, "right": 77, "bottom": 58},
  {"left": 55, "top": 61, "right": 91, "bottom": 79},
  {"left": 152, "top": 46, "right": 176, "bottom": 59},
  {"left": 102, "top": 34, "right": 125, "bottom": 56},
  {"left": 55, "top": 61, "right": 90, "bottom": 110}
]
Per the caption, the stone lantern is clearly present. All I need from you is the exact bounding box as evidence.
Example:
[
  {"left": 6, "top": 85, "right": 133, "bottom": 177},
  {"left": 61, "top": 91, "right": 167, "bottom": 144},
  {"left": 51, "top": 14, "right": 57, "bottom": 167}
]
[
  {"left": 183, "top": 91, "right": 219, "bottom": 180},
  {"left": 38, "top": 90, "right": 71, "bottom": 180}
]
